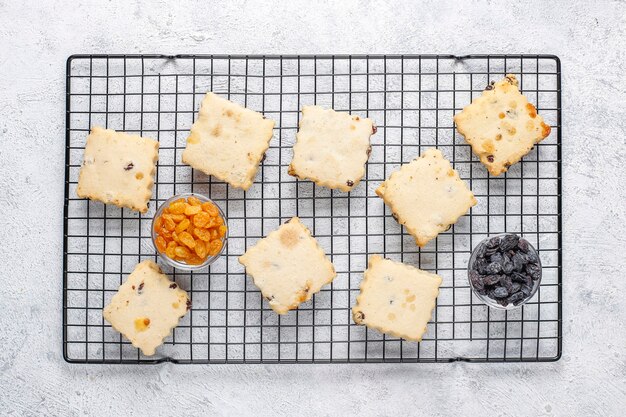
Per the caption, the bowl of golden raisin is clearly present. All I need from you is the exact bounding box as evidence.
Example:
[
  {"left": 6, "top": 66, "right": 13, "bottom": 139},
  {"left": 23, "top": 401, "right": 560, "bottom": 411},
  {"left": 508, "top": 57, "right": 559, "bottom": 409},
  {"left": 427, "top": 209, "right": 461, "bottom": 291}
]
[{"left": 152, "top": 193, "right": 227, "bottom": 270}]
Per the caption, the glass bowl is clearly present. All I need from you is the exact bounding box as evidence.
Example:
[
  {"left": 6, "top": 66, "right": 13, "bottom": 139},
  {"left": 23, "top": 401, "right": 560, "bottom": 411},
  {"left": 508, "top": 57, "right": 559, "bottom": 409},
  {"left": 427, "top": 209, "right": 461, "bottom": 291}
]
[
  {"left": 151, "top": 193, "right": 227, "bottom": 271},
  {"left": 467, "top": 233, "right": 542, "bottom": 310}
]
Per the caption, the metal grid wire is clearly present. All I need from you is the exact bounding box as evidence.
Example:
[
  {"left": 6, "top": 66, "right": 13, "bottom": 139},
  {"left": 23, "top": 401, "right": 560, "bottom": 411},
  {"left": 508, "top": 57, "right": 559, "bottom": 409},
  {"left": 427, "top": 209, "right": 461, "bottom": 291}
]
[{"left": 63, "top": 54, "right": 562, "bottom": 364}]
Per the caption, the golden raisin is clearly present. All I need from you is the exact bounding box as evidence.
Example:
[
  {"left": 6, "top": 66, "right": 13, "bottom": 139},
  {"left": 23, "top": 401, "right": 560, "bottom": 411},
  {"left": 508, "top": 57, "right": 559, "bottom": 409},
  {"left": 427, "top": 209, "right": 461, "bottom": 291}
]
[
  {"left": 202, "top": 202, "right": 219, "bottom": 216},
  {"left": 188, "top": 196, "right": 202, "bottom": 206},
  {"left": 178, "top": 231, "right": 196, "bottom": 249},
  {"left": 166, "top": 244, "right": 177, "bottom": 259},
  {"left": 193, "top": 211, "right": 211, "bottom": 228},
  {"left": 159, "top": 227, "right": 172, "bottom": 239},
  {"left": 218, "top": 225, "right": 227, "bottom": 237},
  {"left": 154, "top": 216, "right": 164, "bottom": 231},
  {"left": 172, "top": 231, "right": 181, "bottom": 244},
  {"left": 194, "top": 240, "right": 207, "bottom": 258},
  {"left": 134, "top": 317, "right": 150, "bottom": 331},
  {"left": 193, "top": 227, "right": 211, "bottom": 242},
  {"left": 170, "top": 214, "right": 185, "bottom": 222},
  {"left": 174, "top": 246, "right": 191, "bottom": 259},
  {"left": 186, "top": 254, "right": 204, "bottom": 265},
  {"left": 208, "top": 240, "right": 223, "bottom": 256},
  {"left": 214, "top": 216, "right": 224, "bottom": 226},
  {"left": 164, "top": 217, "right": 176, "bottom": 231},
  {"left": 185, "top": 205, "right": 202, "bottom": 216},
  {"left": 175, "top": 218, "right": 191, "bottom": 234},
  {"left": 169, "top": 202, "right": 187, "bottom": 215},
  {"left": 155, "top": 236, "right": 167, "bottom": 252}
]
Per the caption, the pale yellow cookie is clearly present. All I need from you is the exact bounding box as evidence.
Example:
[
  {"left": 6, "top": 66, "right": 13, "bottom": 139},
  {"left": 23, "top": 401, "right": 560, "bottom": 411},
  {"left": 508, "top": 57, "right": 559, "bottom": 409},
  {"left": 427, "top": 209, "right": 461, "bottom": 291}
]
[
  {"left": 352, "top": 255, "right": 442, "bottom": 341},
  {"left": 454, "top": 74, "right": 551, "bottom": 176},
  {"left": 238, "top": 217, "right": 336, "bottom": 314},
  {"left": 182, "top": 92, "right": 275, "bottom": 190},
  {"left": 376, "top": 148, "right": 477, "bottom": 247},
  {"left": 103, "top": 260, "right": 190, "bottom": 356},
  {"left": 288, "top": 106, "right": 375, "bottom": 192},
  {"left": 76, "top": 126, "right": 159, "bottom": 213}
]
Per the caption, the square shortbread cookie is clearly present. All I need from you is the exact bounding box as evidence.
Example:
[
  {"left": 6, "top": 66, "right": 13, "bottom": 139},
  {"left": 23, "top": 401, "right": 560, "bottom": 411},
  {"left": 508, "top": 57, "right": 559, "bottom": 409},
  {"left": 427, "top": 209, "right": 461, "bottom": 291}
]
[
  {"left": 352, "top": 255, "right": 442, "bottom": 342},
  {"left": 238, "top": 217, "right": 336, "bottom": 314},
  {"left": 376, "top": 148, "right": 477, "bottom": 247},
  {"left": 103, "top": 260, "right": 190, "bottom": 356},
  {"left": 76, "top": 126, "right": 159, "bottom": 213},
  {"left": 288, "top": 106, "right": 376, "bottom": 192},
  {"left": 454, "top": 74, "right": 551, "bottom": 176},
  {"left": 182, "top": 92, "right": 275, "bottom": 190}
]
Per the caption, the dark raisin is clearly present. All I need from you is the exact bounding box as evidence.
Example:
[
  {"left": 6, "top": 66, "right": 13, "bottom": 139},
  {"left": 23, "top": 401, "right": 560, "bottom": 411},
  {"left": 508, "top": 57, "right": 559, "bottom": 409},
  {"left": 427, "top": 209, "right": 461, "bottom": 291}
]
[
  {"left": 524, "top": 274, "right": 534, "bottom": 288},
  {"left": 521, "top": 285, "right": 533, "bottom": 297},
  {"left": 470, "top": 270, "right": 484, "bottom": 291},
  {"left": 511, "top": 252, "right": 525, "bottom": 272},
  {"left": 486, "top": 236, "right": 501, "bottom": 249},
  {"left": 526, "top": 263, "right": 542, "bottom": 280},
  {"left": 474, "top": 258, "right": 488, "bottom": 274},
  {"left": 137, "top": 282, "right": 144, "bottom": 294},
  {"left": 169, "top": 283, "right": 178, "bottom": 289},
  {"left": 346, "top": 180, "right": 354, "bottom": 187},
  {"left": 526, "top": 251, "right": 539, "bottom": 265},
  {"left": 124, "top": 162, "right": 134, "bottom": 171},
  {"left": 484, "top": 262, "right": 502, "bottom": 275},
  {"left": 500, "top": 275, "right": 513, "bottom": 292},
  {"left": 502, "top": 259, "right": 514, "bottom": 274},
  {"left": 186, "top": 299, "right": 192, "bottom": 310},
  {"left": 485, "top": 81, "right": 495, "bottom": 91},
  {"left": 518, "top": 238, "right": 530, "bottom": 253},
  {"left": 510, "top": 282, "right": 521, "bottom": 294},
  {"left": 508, "top": 291, "right": 525, "bottom": 305},
  {"left": 474, "top": 243, "right": 487, "bottom": 259},
  {"left": 511, "top": 272, "right": 526, "bottom": 283},
  {"left": 489, "top": 252, "right": 503, "bottom": 265},
  {"left": 493, "top": 286, "right": 509, "bottom": 298},
  {"left": 497, "top": 298, "right": 509, "bottom": 307},
  {"left": 487, "top": 155, "right": 495, "bottom": 163},
  {"left": 372, "top": 125, "right": 378, "bottom": 134},
  {"left": 260, "top": 153, "right": 267, "bottom": 163},
  {"left": 483, "top": 274, "right": 501, "bottom": 286},
  {"left": 499, "top": 234, "right": 520, "bottom": 251},
  {"left": 485, "top": 246, "right": 499, "bottom": 256}
]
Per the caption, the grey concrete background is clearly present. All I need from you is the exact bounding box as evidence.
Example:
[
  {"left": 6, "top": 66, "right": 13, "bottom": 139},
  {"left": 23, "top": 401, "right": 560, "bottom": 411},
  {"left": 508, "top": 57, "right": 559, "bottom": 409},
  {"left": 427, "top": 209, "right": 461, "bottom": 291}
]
[{"left": 1, "top": 0, "right": 625, "bottom": 415}]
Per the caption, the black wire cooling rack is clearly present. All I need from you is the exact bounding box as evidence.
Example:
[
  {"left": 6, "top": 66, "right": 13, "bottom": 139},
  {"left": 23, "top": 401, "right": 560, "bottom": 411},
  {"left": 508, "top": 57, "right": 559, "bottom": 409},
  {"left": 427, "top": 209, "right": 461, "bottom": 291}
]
[{"left": 63, "top": 54, "right": 562, "bottom": 364}]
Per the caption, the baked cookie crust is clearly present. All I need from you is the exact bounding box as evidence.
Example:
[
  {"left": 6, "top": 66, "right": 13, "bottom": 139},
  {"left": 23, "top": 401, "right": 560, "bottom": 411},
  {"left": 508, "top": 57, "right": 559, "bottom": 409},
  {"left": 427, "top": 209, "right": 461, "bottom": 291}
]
[
  {"left": 182, "top": 92, "right": 275, "bottom": 190},
  {"left": 454, "top": 74, "right": 551, "bottom": 176},
  {"left": 288, "top": 106, "right": 375, "bottom": 192},
  {"left": 352, "top": 255, "right": 442, "bottom": 341},
  {"left": 76, "top": 126, "right": 159, "bottom": 213},
  {"left": 103, "top": 260, "right": 190, "bottom": 356},
  {"left": 376, "top": 148, "right": 477, "bottom": 247},
  {"left": 239, "top": 217, "right": 336, "bottom": 314}
]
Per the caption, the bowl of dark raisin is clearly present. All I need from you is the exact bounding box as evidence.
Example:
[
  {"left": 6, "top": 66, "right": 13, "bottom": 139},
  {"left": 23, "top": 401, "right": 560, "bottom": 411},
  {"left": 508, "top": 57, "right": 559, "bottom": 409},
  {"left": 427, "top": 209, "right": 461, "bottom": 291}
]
[{"left": 468, "top": 233, "right": 542, "bottom": 309}]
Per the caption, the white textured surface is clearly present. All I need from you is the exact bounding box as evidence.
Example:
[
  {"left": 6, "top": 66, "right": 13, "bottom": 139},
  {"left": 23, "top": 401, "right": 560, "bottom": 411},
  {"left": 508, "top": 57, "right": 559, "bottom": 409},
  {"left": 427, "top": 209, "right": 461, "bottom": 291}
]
[{"left": 1, "top": 1, "right": 625, "bottom": 416}]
